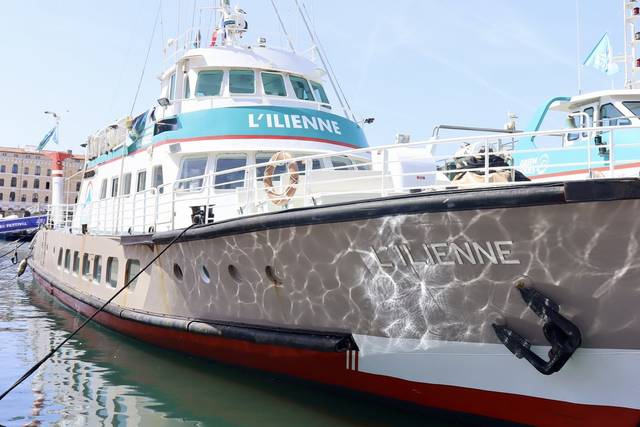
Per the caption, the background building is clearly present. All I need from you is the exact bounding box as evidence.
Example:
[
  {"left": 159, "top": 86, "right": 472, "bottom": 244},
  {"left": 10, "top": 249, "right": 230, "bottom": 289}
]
[{"left": 0, "top": 146, "right": 84, "bottom": 216}]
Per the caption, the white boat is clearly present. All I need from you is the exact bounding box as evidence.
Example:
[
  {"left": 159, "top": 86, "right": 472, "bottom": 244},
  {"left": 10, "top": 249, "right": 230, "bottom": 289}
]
[{"left": 27, "top": 2, "right": 640, "bottom": 426}]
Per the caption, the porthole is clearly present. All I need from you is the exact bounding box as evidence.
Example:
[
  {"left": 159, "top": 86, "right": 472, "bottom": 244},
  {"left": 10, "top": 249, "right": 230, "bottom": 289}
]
[
  {"left": 173, "top": 263, "right": 183, "bottom": 281},
  {"left": 265, "top": 265, "right": 282, "bottom": 286},
  {"left": 201, "top": 265, "right": 211, "bottom": 284},
  {"left": 228, "top": 264, "right": 241, "bottom": 282}
]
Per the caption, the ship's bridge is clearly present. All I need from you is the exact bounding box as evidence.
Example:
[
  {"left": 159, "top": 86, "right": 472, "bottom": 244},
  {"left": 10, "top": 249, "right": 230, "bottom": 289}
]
[{"left": 159, "top": 44, "right": 336, "bottom": 116}]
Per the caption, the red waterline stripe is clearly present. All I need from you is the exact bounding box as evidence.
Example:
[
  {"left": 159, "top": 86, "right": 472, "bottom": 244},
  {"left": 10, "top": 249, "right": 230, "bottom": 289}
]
[
  {"left": 30, "top": 267, "right": 640, "bottom": 427},
  {"left": 530, "top": 161, "right": 640, "bottom": 180},
  {"left": 94, "top": 135, "right": 360, "bottom": 167}
]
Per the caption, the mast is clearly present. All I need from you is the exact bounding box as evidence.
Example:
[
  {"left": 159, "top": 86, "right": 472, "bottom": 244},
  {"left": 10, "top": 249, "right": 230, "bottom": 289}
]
[{"left": 624, "top": 0, "right": 640, "bottom": 88}]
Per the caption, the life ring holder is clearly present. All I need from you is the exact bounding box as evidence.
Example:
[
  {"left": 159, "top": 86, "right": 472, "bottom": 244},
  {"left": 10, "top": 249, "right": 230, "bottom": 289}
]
[{"left": 263, "top": 151, "right": 299, "bottom": 206}]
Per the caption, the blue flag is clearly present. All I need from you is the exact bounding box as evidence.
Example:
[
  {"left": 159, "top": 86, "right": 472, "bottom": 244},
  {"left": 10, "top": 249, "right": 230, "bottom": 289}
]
[
  {"left": 583, "top": 33, "right": 619, "bottom": 76},
  {"left": 36, "top": 126, "right": 58, "bottom": 151}
]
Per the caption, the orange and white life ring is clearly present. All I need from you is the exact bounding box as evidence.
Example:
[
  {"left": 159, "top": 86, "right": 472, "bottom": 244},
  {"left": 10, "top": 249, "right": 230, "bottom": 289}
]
[{"left": 263, "top": 151, "right": 299, "bottom": 206}]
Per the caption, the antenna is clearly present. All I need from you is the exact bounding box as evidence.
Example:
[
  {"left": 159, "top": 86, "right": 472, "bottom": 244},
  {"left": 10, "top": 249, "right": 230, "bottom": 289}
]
[
  {"left": 293, "top": 0, "right": 356, "bottom": 121},
  {"left": 270, "top": 0, "right": 296, "bottom": 53}
]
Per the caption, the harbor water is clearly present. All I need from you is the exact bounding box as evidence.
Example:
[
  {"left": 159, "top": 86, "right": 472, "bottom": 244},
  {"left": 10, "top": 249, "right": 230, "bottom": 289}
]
[{"left": 0, "top": 249, "right": 471, "bottom": 427}]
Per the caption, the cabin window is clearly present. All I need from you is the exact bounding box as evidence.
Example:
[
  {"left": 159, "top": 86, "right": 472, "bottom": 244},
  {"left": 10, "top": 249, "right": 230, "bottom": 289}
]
[
  {"left": 169, "top": 72, "right": 176, "bottom": 100},
  {"left": 64, "top": 249, "right": 71, "bottom": 270},
  {"left": 111, "top": 177, "right": 119, "bottom": 197},
  {"left": 125, "top": 259, "right": 141, "bottom": 291},
  {"left": 256, "top": 152, "right": 310, "bottom": 179},
  {"left": 106, "top": 257, "right": 118, "bottom": 288},
  {"left": 57, "top": 248, "right": 63, "bottom": 266},
  {"left": 82, "top": 253, "right": 91, "bottom": 278},
  {"left": 310, "top": 81, "right": 329, "bottom": 104},
  {"left": 178, "top": 157, "right": 207, "bottom": 189},
  {"left": 289, "top": 75, "right": 315, "bottom": 101},
  {"left": 262, "top": 72, "right": 286, "bottom": 96},
  {"left": 331, "top": 156, "right": 354, "bottom": 171},
  {"left": 600, "top": 103, "right": 631, "bottom": 126},
  {"left": 100, "top": 179, "right": 108, "bottom": 199},
  {"left": 122, "top": 173, "right": 132, "bottom": 195},
  {"left": 214, "top": 154, "right": 247, "bottom": 190},
  {"left": 152, "top": 165, "right": 164, "bottom": 192},
  {"left": 229, "top": 69, "right": 255, "bottom": 94},
  {"left": 136, "top": 170, "right": 147, "bottom": 192},
  {"left": 93, "top": 255, "right": 102, "bottom": 282},
  {"left": 195, "top": 70, "right": 224, "bottom": 97},
  {"left": 72, "top": 251, "right": 80, "bottom": 274}
]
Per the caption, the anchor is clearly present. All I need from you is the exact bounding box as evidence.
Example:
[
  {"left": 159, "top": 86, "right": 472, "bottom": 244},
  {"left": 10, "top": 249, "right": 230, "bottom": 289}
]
[{"left": 492, "top": 278, "right": 582, "bottom": 375}]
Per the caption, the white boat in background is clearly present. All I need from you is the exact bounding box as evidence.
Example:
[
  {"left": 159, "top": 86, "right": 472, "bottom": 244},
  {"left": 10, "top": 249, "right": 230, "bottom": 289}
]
[{"left": 25, "top": 2, "right": 640, "bottom": 426}]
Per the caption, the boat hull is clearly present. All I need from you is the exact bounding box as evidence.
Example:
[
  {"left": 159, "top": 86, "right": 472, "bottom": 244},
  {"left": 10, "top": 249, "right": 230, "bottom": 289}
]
[{"left": 29, "top": 179, "right": 640, "bottom": 426}]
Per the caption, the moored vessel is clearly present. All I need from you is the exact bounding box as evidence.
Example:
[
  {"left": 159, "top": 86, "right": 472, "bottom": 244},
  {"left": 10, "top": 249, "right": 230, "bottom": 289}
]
[{"left": 24, "top": 2, "right": 640, "bottom": 426}]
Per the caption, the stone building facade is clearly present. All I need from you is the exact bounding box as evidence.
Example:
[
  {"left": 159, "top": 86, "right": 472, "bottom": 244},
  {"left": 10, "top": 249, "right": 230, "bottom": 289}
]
[{"left": 0, "top": 146, "right": 84, "bottom": 216}]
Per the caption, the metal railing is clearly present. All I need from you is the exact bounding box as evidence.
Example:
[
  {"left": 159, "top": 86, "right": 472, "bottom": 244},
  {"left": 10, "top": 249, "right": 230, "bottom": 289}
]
[{"left": 46, "top": 124, "right": 640, "bottom": 236}]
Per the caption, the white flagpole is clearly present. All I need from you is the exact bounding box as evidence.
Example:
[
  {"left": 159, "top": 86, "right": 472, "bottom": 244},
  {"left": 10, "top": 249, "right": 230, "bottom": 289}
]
[{"left": 576, "top": 0, "right": 582, "bottom": 94}]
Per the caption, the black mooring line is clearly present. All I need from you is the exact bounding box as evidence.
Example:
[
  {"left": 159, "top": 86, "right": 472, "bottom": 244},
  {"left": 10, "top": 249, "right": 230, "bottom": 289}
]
[{"left": 0, "top": 222, "right": 197, "bottom": 402}]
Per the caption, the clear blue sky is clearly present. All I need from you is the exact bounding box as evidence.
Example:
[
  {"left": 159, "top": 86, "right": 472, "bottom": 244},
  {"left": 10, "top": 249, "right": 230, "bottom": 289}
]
[{"left": 0, "top": 1, "right": 626, "bottom": 152}]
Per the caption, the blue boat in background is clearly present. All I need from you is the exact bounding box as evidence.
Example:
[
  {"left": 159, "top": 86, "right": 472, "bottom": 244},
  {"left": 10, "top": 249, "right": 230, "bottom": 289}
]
[{"left": 0, "top": 215, "right": 46, "bottom": 239}]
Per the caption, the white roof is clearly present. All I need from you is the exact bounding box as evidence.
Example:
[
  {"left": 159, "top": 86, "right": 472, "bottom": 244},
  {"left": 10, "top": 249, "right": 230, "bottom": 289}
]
[
  {"left": 166, "top": 45, "right": 326, "bottom": 81},
  {"left": 551, "top": 89, "right": 640, "bottom": 111}
]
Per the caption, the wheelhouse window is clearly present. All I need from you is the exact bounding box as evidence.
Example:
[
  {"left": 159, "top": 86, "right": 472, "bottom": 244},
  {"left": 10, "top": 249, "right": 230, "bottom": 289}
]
[
  {"left": 125, "top": 259, "right": 141, "bottom": 291},
  {"left": 310, "top": 81, "right": 329, "bottom": 104},
  {"left": 93, "top": 255, "right": 102, "bottom": 282},
  {"left": 184, "top": 75, "right": 191, "bottom": 99},
  {"left": 136, "top": 170, "right": 147, "bottom": 192},
  {"left": 214, "top": 154, "right": 247, "bottom": 190},
  {"left": 289, "top": 75, "right": 315, "bottom": 101},
  {"left": 82, "top": 253, "right": 91, "bottom": 278},
  {"left": 600, "top": 103, "right": 631, "bottom": 126},
  {"left": 623, "top": 101, "right": 640, "bottom": 118},
  {"left": 100, "top": 179, "right": 108, "bottom": 199},
  {"left": 106, "top": 257, "right": 118, "bottom": 288},
  {"left": 229, "top": 69, "right": 255, "bottom": 94},
  {"left": 178, "top": 157, "right": 207, "bottom": 189},
  {"left": 122, "top": 173, "right": 132, "bottom": 195},
  {"left": 195, "top": 70, "right": 224, "bottom": 97},
  {"left": 168, "top": 72, "right": 176, "bottom": 100},
  {"left": 262, "top": 72, "right": 286, "bottom": 96}
]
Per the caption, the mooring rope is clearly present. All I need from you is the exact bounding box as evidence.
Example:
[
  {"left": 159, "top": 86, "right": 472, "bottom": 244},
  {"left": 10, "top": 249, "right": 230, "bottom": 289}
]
[{"left": 0, "top": 223, "right": 197, "bottom": 401}]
